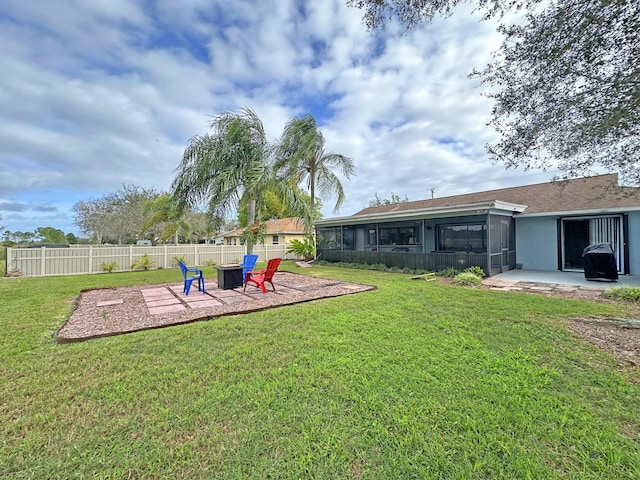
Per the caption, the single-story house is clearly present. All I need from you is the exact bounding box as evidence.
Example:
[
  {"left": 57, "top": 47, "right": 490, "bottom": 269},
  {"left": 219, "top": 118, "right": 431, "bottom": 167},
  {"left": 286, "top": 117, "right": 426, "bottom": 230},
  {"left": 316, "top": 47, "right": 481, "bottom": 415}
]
[
  {"left": 221, "top": 217, "right": 307, "bottom": 246},
  {"left": 202, "top": 234, "right": 224, "bottom": 245},
  {"left": 314, "top": 174, "right": 640, "bottom": 277}
]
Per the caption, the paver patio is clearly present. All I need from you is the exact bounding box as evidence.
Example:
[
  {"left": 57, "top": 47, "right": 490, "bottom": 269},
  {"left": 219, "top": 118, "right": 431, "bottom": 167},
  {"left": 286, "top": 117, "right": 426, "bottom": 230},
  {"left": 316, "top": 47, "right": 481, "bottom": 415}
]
[{"left": 57, "top": 271, "right": 375, "bottom": 343}]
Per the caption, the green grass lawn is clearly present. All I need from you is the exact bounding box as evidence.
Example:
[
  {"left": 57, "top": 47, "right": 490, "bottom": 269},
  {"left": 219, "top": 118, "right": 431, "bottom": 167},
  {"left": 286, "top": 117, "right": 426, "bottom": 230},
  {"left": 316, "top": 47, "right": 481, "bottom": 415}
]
[{"left": 2, "top": 262, "right": 640, "bottom": 479}]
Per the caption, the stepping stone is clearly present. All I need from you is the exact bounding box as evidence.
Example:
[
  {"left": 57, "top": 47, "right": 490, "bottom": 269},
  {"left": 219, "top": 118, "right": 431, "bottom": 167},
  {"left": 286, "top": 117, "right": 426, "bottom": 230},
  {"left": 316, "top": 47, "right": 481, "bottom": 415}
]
[
  {"left": 148, "top": 304, "right": 186, "bottom": 315},
  {"left": 142, "top": 288, "right": 169, "bottom": 296},
  {"left": 146, "top": 298, "right": 182, "bottom": 307},
  {"left": 97, "top": 299, "right": 124, "bottom": 307}
]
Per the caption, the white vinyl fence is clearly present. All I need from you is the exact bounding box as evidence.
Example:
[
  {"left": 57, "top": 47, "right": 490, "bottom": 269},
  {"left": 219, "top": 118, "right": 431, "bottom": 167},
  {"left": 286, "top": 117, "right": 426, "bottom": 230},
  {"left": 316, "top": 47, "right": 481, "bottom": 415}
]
[{"left": 4, "top": 244, "right": 297, "bottom": 278}]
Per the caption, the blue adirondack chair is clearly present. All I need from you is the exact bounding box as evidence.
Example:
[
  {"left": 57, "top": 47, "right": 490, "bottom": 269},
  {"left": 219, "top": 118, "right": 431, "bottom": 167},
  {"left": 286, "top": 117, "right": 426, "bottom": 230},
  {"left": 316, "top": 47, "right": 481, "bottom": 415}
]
[
  {"left": 240, "top": 254, "right": 259, "bottom": 284},
  {"left": 178, "top": 260, "right": 205, "bottom": 295}
]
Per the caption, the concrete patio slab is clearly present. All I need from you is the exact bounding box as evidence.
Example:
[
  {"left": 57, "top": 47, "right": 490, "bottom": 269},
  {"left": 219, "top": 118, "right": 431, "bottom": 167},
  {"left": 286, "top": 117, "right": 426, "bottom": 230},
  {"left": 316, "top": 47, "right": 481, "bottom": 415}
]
[{"left": 492, "top": 269, "right": 640, "bottom": 288}]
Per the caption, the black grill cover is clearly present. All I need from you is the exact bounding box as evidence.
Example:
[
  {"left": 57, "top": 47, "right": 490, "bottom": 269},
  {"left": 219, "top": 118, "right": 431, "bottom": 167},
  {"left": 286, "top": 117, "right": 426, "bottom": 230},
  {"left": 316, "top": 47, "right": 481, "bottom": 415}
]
[{"left": 582, "top": 243, "right": 618, "bottom": 280}]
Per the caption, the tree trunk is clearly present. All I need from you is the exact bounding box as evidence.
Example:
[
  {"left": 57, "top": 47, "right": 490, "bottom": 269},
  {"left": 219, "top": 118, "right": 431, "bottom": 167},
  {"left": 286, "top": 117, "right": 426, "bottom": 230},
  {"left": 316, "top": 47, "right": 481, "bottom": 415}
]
[
  {"left": 309, "top": 174, "right": 316, "bottom": 234},
  {"left": 246, "top": 197, "right": 256, "bottom": 254}
]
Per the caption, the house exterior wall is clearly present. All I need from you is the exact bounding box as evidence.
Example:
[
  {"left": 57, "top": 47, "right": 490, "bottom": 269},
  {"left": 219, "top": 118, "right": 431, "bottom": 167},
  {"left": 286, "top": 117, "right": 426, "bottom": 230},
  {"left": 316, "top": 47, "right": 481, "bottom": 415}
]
[
  {"left": 515, "top": 216, "right": 559, "bottom": 271},
  {"left": 223, "top": 232, "right": 307, "bottom": 245},
  {"left": 278, "top": 233, "right": 307, "bottom": 244},
  {"left": 628, "top": 211, "right": 640, "bottom": 275}
]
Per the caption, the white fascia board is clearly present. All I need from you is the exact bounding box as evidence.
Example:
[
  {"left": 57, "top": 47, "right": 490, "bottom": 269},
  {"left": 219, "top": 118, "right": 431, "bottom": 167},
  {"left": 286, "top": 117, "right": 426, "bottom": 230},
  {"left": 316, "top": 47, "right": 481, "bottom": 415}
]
[
  {"left": 314, "top": 200, "right": 526, "bottom": 227},
  {"left": 493, "top": 201, "right": 528, "bottom": 213},
  {"left": 519, "top": 205, "right": 640, "bottom": 218}
]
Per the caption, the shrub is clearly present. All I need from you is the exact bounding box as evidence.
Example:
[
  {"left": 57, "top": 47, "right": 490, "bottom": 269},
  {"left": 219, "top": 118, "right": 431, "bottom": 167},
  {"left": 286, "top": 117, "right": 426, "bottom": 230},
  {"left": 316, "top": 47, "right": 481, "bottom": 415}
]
[
  {"left": 463, "top": 266, "right": 486, "bottom": 278},
  {"left": 436, "top": 268, "right": 461, "bottom": 278},
  {"left": 602, "top": 286, "right": 640, "bottom": 302},
  {"left": 131, "top": 254, "right": 153, "bottom": 271},
  {"left": 100, "top": 261, "right": 119, "bottom": 273},
  {"left": 453, "top": 271, "right": 483, "bottom": 286},
  {"left": 312, "top": 260, "right": 432, "bottom": 276},
  {"left": 286, "top": 235, "right": 315, "bottom": 261}
]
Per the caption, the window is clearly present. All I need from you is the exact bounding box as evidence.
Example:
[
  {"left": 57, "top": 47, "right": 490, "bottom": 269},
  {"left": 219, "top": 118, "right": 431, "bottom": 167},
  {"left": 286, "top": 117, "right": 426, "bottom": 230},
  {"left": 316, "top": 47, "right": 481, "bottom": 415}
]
[
  {"left": 226, "top": 238, "right": 231, "bottom": 246},
  {"left": 342, "top": 226, "right": 355, "bottom": 250},
  {"left": 272, "top": 235, "right": 279, "bottom": 245},
  {"left": 380, "top": 227, "right": 398, "bottom": 245},
  {"left": 317, "top": 228, "right": 341, "bottom": 249},
  {"left": 379, "top": 224, "right": 420, "bottom": 246},
  {"left": 437, "top": 224, "right": 486, "bottom": 252},
  {"left": 367, "top": 228, "right": 377, "bottom": 246}
]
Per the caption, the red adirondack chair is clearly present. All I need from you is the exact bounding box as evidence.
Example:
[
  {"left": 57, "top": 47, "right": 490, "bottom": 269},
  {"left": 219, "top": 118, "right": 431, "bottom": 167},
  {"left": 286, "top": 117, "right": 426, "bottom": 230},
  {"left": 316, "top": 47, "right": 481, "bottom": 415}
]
[{"left": 243, "top": 258, "right": 282, "bottom": 294}]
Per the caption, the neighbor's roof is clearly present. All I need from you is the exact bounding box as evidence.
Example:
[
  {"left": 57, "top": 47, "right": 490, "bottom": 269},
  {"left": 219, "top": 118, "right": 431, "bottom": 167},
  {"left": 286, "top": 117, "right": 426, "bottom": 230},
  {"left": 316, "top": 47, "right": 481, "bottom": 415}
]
[
  {"left": 222, "top": 217, "right": 306, "bottom": 237},
  {"left": 355, "top": 174, "right": 640, "bottom": 217}
]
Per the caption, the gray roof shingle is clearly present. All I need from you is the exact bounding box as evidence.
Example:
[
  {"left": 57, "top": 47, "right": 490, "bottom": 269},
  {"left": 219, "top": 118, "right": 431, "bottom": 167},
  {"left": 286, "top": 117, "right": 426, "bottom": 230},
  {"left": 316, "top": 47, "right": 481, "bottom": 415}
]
[{"left": 354, "top": 174, "right": 640, "bottom": 216}]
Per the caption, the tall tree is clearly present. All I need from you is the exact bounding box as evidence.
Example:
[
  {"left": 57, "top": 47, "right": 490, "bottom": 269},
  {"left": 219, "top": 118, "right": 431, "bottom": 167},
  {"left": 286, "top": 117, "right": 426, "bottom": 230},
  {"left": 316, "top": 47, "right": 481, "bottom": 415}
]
[
  {"left": 140, "top": 194, "right": 190, "bottom": 244},
  {"left": 183, "top": 210, "right": 211, "bottom": 244},
  {"left": 73, "top": 185, "right": 159, "bottom": 244},
  {"left": 73, "top": 198, "right": 113, "bottom": 244},
  {"left": 4, "top": 231, "right": 35, "bottom": 244},
  {"left": 172, "top": 108, "right": 309, "bottom": 253},
  {"left": 34, "top": 227, "right": 67, "bottom": 244},
  {"left": 237, "top": 187, "right": 323, "bottom": 227},
  {"left": 368, "top": 192, "right": 409, "bottom": 207},
  {"left": 277, "top": 114, "right": 355, "bottom": 226},
  {"left": 105, "top": 185, "right": 159, "bottom": 244},
  {"left": 348, "top": 0, "right": 640, "bottom": 184}
]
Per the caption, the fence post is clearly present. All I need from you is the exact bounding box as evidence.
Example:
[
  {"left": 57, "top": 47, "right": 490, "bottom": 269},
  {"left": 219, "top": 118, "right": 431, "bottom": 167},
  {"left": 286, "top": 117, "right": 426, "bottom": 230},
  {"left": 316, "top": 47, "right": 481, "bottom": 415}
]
[
  {"left": 129, "top": 245, "right": 134, "bottom": 270},
  {"left": 40, "top": 247, "right": 46, "bottom": 276},
  {"left": 89, "top": 245, "right": 93, "bottom": 274}
]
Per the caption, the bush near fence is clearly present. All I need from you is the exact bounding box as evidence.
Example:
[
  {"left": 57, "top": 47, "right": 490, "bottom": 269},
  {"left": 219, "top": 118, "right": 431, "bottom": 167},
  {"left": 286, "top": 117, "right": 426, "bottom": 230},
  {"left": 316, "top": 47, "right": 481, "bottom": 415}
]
[{"left": 4, "top": 244, "right": 297, "bottom": 278}]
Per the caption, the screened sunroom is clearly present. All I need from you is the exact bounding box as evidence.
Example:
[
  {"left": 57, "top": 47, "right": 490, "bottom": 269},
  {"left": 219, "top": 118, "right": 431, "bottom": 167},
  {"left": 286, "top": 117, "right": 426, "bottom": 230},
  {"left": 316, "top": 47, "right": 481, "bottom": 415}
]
[{"left": 315, "top": 200, "right": 524, "bottom": 276}]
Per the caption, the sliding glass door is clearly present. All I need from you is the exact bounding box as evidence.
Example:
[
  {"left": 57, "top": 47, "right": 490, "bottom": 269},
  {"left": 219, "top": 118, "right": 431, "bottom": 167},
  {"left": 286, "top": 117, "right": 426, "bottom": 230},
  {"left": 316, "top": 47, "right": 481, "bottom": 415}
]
[{"left": 562, "top": 216, "right": 623, "bottom": 273}]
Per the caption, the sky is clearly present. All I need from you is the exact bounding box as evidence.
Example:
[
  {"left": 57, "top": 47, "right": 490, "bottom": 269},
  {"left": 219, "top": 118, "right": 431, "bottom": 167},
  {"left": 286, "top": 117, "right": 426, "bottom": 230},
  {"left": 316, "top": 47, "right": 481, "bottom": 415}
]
[{"left": 0, "top": 0, "right": 561, "bottom": 236}]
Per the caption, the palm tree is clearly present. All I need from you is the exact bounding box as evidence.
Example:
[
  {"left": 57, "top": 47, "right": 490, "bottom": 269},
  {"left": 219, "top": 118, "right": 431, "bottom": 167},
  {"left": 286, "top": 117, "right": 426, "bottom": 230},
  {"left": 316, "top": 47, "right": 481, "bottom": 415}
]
[
  {"left": 277, "top": 114, "right": 355, "bottom": 225},
  {"left": 140, "top": 194, "right": 190, "bottom": 244},
  {"left": 172, "top": 108, "right": 308, "bottom": 254}
]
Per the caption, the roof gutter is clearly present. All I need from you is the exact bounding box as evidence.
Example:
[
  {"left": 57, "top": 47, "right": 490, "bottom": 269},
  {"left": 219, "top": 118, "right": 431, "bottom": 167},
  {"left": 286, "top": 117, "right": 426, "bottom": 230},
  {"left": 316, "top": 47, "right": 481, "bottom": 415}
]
[
  {"left": 315, "top": 200, "right": 527, "bottom": 227},
  {"left": 519, "top": 205, "right": 640, "bottom": 217}
]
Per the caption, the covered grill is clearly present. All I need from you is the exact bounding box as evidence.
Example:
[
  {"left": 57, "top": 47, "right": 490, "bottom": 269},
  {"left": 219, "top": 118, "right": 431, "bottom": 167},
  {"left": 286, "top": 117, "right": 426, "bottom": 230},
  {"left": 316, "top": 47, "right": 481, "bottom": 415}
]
[{"left": 582, "top": 243, "right": 618, "bottom": 281}]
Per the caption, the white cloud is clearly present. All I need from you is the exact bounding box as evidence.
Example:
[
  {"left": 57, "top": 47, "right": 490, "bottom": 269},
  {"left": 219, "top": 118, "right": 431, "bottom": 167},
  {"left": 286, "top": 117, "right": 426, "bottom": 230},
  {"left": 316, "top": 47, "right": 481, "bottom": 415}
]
[{"left": 0, "top": 0, "right": 558, "bottom": 235}]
